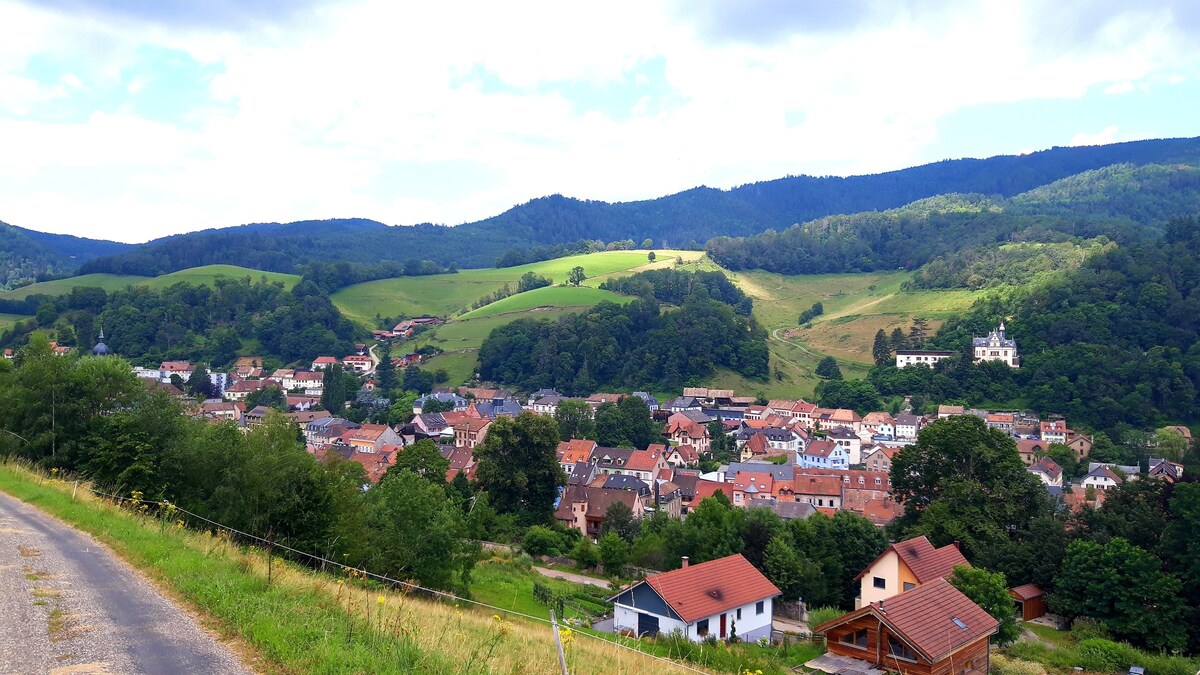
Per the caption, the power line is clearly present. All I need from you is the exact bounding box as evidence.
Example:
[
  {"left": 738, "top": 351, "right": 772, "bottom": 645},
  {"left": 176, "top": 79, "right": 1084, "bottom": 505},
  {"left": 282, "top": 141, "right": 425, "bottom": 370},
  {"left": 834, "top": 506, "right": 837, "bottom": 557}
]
[{"left": 90, "top": 488, "right": 710, "bottom": 674}]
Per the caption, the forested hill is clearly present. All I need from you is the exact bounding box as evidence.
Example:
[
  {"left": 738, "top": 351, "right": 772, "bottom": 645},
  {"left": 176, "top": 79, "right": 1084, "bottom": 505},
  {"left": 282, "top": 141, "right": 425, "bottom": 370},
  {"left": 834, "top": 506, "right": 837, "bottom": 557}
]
[
  {"left": 70, "top": 136, "right": 1200, "bottom": 274},
  {"left": 862, "top": 215, "right": 1200, "bottom": 433},
  {"left": 0, "top": 221, "right": 132, "bottom": 290},
  {"left": 706, "top": 163, "right": 1200, "bottom": 275}
]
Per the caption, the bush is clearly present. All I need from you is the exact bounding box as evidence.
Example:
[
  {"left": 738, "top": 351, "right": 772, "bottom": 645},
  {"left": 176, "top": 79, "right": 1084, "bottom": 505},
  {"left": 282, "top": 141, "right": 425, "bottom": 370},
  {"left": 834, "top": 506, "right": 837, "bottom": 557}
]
[
  {"left": 521, "top": 525, "right": 565, "bottom": 557},
  {"left": 1074, "top": 638, "right": 1138, "bottom": 672},
  {"left": 807, "top": 606, "right": 844, "bottom": 629},
  {"left": 990, "top": 653, "right": 1048, "bottom": 675},
  {"left": 1068, "top": 617, "right": 1110, "bottom": 642}
]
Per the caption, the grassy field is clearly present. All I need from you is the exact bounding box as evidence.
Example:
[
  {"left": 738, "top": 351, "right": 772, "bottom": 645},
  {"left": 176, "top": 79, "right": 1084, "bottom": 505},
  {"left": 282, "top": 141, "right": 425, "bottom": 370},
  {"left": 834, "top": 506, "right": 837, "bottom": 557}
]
[
  {"left": 0, "top": 461, "right": 696, "bottom": 674},
  {"left": 458, "top": 285, "right": 631, "bottom": 320},
  {"left": 711, "top": 269, "right": 988, "bottom": 398},
  {"left": 331, "top": 250, "right": 704, "bottom": 325},
  {"left": 0, "top": 313, "right": 30, "bottom": 332},
  {"left": 0, "top": 273, "right": 151, "bottom": 300},
  {"left": 139, "top": 265, "right": 300, "bottom": 291},
  {"left": 0, "top": 265, "right": 299, "bottom": 300}
]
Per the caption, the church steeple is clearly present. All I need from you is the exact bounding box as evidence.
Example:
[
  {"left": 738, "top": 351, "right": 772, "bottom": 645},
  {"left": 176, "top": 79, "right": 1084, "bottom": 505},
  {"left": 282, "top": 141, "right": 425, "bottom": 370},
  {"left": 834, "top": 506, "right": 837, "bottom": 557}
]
[{"left": 92, "top": 324, "right": 111, "bottom": 356}]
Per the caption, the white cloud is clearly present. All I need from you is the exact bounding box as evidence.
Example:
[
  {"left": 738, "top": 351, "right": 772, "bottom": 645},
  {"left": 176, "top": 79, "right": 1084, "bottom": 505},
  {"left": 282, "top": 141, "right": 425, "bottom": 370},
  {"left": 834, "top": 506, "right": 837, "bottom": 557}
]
[
  {"left": 1, "top": 0, "right": 1199, "bottom": 241},
  {"left": 1069, "top": 125, "right": 1121, "bottom": 147}
]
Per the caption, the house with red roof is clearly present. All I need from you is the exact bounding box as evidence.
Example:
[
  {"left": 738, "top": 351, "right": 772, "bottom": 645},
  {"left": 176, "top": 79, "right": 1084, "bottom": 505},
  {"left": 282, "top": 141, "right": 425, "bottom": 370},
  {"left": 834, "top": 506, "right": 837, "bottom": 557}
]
[
  {"left": 557, "top": 439, "right": 597, "bottom": 474},
  {"left": 1028, "top": 457, "right": 1063, "bottom": 487},
  {"left": 729, "top": 472, "right": 773, "bottom": 507},
  {"left": 855, "top": 536, "right": 969, "bottom": 609},
  {"left": 555, "top": 485, "right": 643, "bottom": 539},
  {"left": 311, "top": 356, "right": 338, "bottom": 370},
  {"left": 620, "top": 445, "right": 669, "bottom": 483},
  {"left": 811, "top": 578, "right": 998, "bottom": 675},
  {"left": 342, "top": 354, "right": 372, "bottom": 373},
  {"left": 666, "top": 443, "right": 699, "bottom": 468},
  {"left": 609, "top": 554, "right": 780, "bottom": 642},
  {"left": 666, "top": 419, "right": 710, "bottom": 454},
  {"left": 454, "top": 418, "right": 492, "bottom": 449}
]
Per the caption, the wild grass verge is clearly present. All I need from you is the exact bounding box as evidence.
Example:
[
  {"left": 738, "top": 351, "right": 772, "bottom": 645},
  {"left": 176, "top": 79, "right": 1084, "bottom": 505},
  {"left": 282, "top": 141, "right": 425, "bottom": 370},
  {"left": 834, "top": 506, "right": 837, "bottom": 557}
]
[{"left": 0, "top": 459, "right": 698, "bottom": 674}]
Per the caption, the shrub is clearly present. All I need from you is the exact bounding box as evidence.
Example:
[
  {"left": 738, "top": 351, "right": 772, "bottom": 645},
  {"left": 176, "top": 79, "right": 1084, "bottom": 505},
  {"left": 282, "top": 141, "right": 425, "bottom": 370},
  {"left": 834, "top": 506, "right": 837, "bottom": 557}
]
[
  {"left": 991, "top": 653, "right": 1048, "bottom": 675},
  {"left": 1074, "top": 638, "right": 1138, "bottom": 673},
  {"left": 521, "top": 525, "right": 565, "bottom": 557},
  {"left": 1068, "top": 617, "right": 1109, "bottom": 642},
  {"left": 807, "top": 606, "right": 844, "bottom": 629}
]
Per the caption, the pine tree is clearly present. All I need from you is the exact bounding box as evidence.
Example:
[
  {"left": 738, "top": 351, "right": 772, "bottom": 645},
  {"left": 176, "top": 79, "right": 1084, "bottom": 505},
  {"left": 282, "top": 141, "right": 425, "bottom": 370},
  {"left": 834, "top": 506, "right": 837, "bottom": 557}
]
[
  {"left": 890, "top": 327, "right": 906, "bottom": 351},
  {"left": 872, "top": 329, "right": 892, "bottom": 366}
]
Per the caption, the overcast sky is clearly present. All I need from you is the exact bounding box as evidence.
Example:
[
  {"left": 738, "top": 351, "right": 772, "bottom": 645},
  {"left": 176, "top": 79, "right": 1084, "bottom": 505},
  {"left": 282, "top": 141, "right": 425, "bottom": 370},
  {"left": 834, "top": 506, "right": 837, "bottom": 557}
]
[{"left": 2, "top": 1, "right": 1198, "bottom": 243}]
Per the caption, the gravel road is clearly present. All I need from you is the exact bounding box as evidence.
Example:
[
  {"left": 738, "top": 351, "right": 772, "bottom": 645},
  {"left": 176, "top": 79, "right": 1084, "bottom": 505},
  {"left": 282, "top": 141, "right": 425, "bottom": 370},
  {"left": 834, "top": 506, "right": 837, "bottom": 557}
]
[{"left": 0, "top": 490, "right": 252, "bottom": 675}]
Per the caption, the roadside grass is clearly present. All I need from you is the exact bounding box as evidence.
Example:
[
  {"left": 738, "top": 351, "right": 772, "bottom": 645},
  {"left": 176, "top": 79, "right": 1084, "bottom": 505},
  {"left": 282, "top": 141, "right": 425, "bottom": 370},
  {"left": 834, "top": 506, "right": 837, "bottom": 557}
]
[
  {"left": 0, "top": 274, "right": 151, "bottom": 300},
  {"left": 0, "top": 461, "right": 700, "bottom": 674},
  {"left": 139, "top": 265, "right": 300, "bottom": 291},
  {"left": 330, "top": 250, "right": 702, "bottom": 324}
]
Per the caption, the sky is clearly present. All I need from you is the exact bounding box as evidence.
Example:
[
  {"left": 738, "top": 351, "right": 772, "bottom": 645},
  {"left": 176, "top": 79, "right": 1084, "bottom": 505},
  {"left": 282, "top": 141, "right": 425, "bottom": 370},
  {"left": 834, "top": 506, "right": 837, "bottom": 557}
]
[{"left": 1, "top": 1, "right": 1198, "bottom": 243}]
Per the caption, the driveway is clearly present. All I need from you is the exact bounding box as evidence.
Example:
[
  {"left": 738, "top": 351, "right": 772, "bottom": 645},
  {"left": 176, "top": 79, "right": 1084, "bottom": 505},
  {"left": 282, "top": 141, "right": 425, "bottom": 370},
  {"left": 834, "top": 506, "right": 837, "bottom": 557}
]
[
  {"left": 0, "top": 490, "right": 252, "bottom": 675},
  {"left": 534, "top": 565, "right": 612, "bottom": 589}
]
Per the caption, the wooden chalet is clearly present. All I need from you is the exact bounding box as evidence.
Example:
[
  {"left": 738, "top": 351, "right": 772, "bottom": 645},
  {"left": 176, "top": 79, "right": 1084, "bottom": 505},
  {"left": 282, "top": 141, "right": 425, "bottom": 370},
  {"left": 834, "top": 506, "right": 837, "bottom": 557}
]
[{"left": 811, "top": 578, "right": 999, "bottom": 675}]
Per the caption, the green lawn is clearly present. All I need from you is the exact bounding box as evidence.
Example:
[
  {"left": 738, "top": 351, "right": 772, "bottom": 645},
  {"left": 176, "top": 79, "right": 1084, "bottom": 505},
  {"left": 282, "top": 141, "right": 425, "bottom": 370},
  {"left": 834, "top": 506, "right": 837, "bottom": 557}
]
[
  {"left": 138, "top": 265, "right": 300, "bottom": 291},
  {"left": 0, "top": 273, "right": 152, "bottom": 300},
  {"left": 331, "top": 250, "right": 703, "bottom": 325},
  {"left": 0, "top": 313, "right": 30, "bottom": 333}
]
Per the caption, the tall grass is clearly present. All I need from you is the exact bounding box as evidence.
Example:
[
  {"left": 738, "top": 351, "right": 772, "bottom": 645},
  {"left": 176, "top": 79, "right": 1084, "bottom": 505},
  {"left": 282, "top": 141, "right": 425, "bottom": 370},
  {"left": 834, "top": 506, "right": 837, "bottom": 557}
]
[{"left": 0, "top": 460, "right": 699, "bottom": 674}]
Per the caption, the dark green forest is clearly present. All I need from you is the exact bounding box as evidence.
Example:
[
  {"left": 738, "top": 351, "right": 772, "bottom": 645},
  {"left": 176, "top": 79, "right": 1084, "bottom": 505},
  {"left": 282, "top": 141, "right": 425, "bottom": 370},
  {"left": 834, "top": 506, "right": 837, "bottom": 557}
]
[
  {"left": 706, "top": 164, "right": 1200, "bottom": 275},
  {"left": 0, "top": 221, "right": 131, "bottom": 289},
  {"left": 477, "top": 294, "right": 768, "bottom": 394},
  {"left": 0, "top": 277, "right": 358, "bottom": 367}
]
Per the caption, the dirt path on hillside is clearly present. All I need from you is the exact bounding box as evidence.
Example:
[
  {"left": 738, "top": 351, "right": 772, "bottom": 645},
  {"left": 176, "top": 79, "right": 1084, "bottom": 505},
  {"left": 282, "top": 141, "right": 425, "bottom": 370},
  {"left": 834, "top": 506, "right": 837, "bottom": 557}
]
[{"left": 0, "top": 491, "right": 252, "bottom": 675}]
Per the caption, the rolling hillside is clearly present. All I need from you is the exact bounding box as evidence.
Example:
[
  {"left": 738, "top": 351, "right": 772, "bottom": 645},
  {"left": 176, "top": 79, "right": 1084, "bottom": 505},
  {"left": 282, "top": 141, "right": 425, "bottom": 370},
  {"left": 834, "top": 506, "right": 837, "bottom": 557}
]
[
  {"left": 0, "top": 265, "right": 299, "bottom": 301},
  {"left": 330, "top": 250, "right": 703, "bottom": 324},
  {"left": 0, "top": 273, "right": 152, "bottom": 300}
]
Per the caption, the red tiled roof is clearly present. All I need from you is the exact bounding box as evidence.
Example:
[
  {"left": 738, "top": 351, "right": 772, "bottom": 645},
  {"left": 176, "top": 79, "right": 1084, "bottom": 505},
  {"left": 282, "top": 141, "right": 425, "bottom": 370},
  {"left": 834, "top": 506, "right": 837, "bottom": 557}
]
[
  {"left": 793, "top": 474, "right": 842, "bottom": 497},
  {"left": 632, "top": 554, "right": 780, "bottom": 623},
  {"left": 857, "top": 536, "right": 968, "bottom": 583},
  {"left": 625, "top": 448, "right": 663, "bottom": 472},
  {"left": 744, "top": 433, "right": 769, "bottom": 455},
  {"left": 669, "top": 444, "right": 698, "bottom": 463},
  {"left": 803, "top": 439, "right": 839, "bottom": 458},
  {"left": 1009, "top": 584, "right": 1043, "bottom": 601},
  {"left": 814, "top": 578, "right": 998, "bottom": 663},
  {"left": 692, "top": 480, "right": 734, "bottom": 502},
  {"left": 557, "top": 439, "right": 597, "bottom": 464},
  {"left": 731, "top": 472, "right": 773, "bottom": 495}
]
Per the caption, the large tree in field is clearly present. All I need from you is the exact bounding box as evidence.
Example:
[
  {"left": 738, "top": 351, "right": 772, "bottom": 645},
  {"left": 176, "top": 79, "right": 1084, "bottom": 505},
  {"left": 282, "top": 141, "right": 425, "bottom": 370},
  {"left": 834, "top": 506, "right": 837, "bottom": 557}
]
[
  {"left": 872, "top": 329, "right": 892, "bottom": 366},
  {"left": 473, "top": 412, "right": 565, "bottom": 525},
  {"left": 364, "top": 470, "right": 473, "bottom": 590},
  {"left": 890, "top": 415, "right": 1049, "bottom": 560}
]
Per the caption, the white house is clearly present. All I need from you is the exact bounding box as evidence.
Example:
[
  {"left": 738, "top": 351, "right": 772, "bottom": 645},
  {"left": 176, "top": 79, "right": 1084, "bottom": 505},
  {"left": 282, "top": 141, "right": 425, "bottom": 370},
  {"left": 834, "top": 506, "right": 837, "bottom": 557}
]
[
  {"left": 862, "top": 412, "right": 896, "bottom": 438},
  {"left": 895, "top": 350, "right": 954, "bottom": 369},
  {"left": 1028, "top": 457, "right": 1063, "bottom": 488},
  {"left": 894, "top": 414, "right": 921, "bottom": 440},
  {"left": 609, "top": 554, "right": 779, "bottom": 642},
  {"left": 972, "top": 322, "right": 1019, "bottom": 368},
  {"left": 826, "top": 427, "right": 863, "bottom": 465},
  {"left": 1081, "top": 465, "right": 1124, "bottom": 491},
  {"left": 797, "top": 439, "right": 849, "bottom": 471}
]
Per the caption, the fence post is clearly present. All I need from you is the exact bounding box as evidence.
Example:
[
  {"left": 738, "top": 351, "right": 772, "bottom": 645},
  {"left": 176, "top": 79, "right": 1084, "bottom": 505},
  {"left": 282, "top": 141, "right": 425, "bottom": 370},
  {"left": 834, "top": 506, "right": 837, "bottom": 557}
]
[
  {"left": 550, "top": 610, "right": 569, "bottom": 675},
  {"left": 71, "top": 480, "right": 78, "bottom": 502}
]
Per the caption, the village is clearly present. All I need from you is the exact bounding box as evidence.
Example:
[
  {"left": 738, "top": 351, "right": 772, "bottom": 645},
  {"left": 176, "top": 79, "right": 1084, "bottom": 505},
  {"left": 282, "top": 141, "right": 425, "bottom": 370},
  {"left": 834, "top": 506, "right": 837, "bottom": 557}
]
[{"left": 18, "top": 318, "right": 1179, "bottom": 671}]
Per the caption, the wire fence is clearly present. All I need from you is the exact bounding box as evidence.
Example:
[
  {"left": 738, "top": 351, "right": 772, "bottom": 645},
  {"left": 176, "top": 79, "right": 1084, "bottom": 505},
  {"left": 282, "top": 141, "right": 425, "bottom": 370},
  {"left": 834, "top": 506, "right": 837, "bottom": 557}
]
[{"left": 87, "top": 486, "right": 710, "bottom": 674}]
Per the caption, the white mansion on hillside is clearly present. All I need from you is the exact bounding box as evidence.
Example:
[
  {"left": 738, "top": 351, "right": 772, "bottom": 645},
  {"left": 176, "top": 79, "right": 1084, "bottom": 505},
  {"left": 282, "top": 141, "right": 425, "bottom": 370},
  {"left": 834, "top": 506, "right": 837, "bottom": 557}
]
[{"left": 973, "top": 322, "right": 1019, "bottom": 368}]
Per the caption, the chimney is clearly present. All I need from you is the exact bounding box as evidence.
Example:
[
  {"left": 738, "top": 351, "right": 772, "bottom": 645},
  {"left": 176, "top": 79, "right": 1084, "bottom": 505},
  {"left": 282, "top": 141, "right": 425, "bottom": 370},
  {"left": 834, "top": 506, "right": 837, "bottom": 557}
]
[
  {"left": 952, "top": 540, "right": 961, "bottom": 550},
  {"left": 681, "top": 556, "right": 689, "bottom": 568}
]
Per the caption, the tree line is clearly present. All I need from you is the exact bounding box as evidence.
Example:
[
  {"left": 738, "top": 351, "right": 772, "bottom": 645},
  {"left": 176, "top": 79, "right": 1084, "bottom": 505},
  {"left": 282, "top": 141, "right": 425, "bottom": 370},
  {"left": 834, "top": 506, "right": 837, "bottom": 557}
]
[
  {"left": 478, "top": 293, "right": 768, "bottom": 395},
  {"left": 1, "top": 276, "right": 359, "bottom": 369},
  {"left": 599, "top": 268, "right": 753, "bottom": 315}
]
